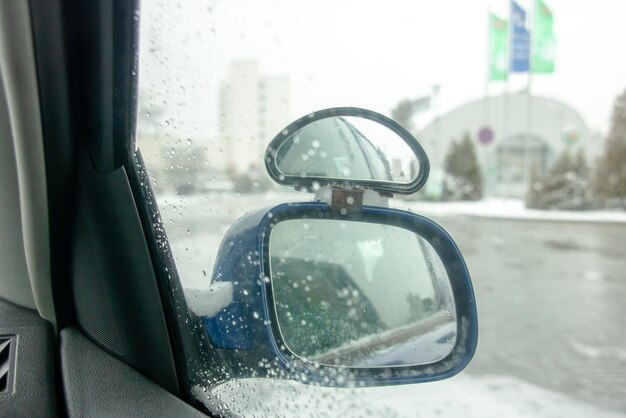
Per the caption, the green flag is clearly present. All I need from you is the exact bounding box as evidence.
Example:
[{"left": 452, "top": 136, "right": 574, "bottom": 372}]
[
  {"left": 489, "top": 13, "right": 508, "bottom": 81},
  {"left": 532, "top": 0, "right": 555, "bottom": 73}
]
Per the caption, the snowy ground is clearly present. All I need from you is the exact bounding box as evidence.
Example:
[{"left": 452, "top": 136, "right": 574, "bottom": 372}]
[
  {"left": 159, "top": 192, "right": 626, "bottom": 224},
  {"left": 202, "top": 374, "right": 625, "bottom": 418},
  {"left": 401, "top": 198, "right": 626, "bottom": 223}
]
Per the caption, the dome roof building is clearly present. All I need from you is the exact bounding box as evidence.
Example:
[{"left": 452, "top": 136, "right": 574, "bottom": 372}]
[{"left": 417, "top": 93, "right": 594, "bottom": 197}]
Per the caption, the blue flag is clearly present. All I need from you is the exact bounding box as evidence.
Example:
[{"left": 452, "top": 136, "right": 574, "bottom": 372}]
[{"left": 510, "top": 0, "right": 530, "bottom": 72}]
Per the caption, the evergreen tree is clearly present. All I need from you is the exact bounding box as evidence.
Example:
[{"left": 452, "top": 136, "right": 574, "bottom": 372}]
[
  {"left": 526, "top": 148, "right": 590, "bottom": 210},
  {"left": 442, "top": 132, "right": 483, "bottom": 201},
  {"left": 591, "top": 89, "right": 626, "bottom": 209}
]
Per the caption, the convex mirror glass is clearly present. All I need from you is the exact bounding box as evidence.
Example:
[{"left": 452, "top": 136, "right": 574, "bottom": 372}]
[
  {"left": 265, "top": 108, "right": 430, "bottom": 194},
  {"left": 269, "top": 219, "right": 456, "bottom": 368},
  {"left": 276, "top": 117, "right": 417, "bottom": 183}
]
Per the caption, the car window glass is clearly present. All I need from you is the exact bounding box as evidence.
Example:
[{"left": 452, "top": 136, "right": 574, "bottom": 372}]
[{"left": 136, "top": 0, "right": 626, "bottom": 416}]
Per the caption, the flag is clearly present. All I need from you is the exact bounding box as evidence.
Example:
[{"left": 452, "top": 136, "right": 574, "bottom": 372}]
[
  {"left": 510, "top": 0, "right": 530, "bottom": 73},
  {"left": 489, "top": 13, "right": 508, "bottom": 81},
  {"left": 532, "top": 0, "right": 555, "bottom": 73}
]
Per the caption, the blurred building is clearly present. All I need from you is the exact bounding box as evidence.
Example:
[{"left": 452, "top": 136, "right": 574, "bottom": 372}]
[
  {"left": 136, "top": 135, "right": 208, "bottom": 194},
  {"left": 418, "top": 93, "right": 594, "bottom": 198},
  {"left": 218, "top": 60, "right": 291, "bottom": 174}
]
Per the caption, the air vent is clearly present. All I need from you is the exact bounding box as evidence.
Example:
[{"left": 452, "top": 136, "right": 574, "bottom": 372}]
[{"left": 0, "top": 336, "right": 16, "bottom": 394}]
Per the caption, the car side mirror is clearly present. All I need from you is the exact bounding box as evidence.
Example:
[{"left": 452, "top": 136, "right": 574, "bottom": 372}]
[{"left": 195, "top": 108, "right": 477, "bottom": 388}]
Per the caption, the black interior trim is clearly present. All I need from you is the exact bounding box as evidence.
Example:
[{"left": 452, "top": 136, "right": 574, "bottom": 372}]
[
  {"left": 70, "top": 157, "right": 180, "bottom": 394},
  {"left": 31, "top": 0, "right": 185, "bottom": 399},
  {"left": 29, "top": 0, "right": 76, "bottom": 330},
  {"left": 26, "top": 0, "right": 222, "bottom": 410},
  {"left": 30, "top": 1, "right": 76, "bottom": 414}
]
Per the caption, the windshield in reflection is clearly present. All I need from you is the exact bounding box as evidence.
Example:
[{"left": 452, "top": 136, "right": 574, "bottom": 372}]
[{"left": 276, "top": 117, "right": 391, "bottom": 181}]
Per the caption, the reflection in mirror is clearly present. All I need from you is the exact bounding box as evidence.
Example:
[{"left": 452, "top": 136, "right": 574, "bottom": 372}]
[
  {"left": 274, "top": 116, "right": 420, "bottom": 184},
  {"left": 269, "top": 219, "right": 456, "bottom": 368}
]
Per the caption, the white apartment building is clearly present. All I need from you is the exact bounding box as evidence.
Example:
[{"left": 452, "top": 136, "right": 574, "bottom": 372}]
[{"left": 218, "top": 60, "right": 291, "bottom": 174}]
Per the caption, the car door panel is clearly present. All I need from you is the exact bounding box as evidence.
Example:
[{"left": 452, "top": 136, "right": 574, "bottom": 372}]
[{"left": 60, "top": 327, "right": 205, "bottom": 418}]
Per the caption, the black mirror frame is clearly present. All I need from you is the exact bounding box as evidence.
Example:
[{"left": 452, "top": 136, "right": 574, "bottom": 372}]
[
  {"left": 264, "top": 107, "right": 430, "bottom": 195},
  {"left": 258, "top": 202, "right": 478, "bottom": 387}
]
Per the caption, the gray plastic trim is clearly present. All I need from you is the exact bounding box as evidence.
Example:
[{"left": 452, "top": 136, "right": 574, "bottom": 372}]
[
  {"left": 61, "top": 327, "right": 206, "bottom": 418},
  {"left": 0, "top": 75, "right": 35, "bottom": 310},
  {"left": 0, "top": 1, "right": 54, "bottom": 325}
]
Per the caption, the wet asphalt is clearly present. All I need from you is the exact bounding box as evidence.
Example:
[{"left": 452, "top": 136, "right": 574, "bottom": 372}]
[{"left": 433, "top": 215, "right": 626, "bottom": 413}]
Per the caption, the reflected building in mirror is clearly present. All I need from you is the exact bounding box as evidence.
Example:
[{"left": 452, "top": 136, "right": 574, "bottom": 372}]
[{"left": 217, "top": 60, "right": 291, "bottom": 175}]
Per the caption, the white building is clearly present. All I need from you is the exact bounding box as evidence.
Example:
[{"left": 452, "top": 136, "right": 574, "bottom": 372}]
[
  {"left": 218, "top": 61, "right": 291, "bottom": 174},
  {"left": 417, "top": 93, "right": 596, "bottom": 198}
]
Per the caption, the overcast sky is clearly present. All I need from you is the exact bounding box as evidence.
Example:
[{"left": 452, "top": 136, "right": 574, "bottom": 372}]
[{"left": 138, "top": 0, "right": 626, "bottom": 141}]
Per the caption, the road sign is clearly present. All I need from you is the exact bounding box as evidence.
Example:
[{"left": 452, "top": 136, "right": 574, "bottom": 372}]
[{"left": 478, "top": 127, "right": 495, "bottom": 145}]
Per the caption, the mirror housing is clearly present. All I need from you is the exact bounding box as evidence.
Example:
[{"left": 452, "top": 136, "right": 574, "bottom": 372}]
[{"left": 198, "top": 202, "right": 477, "bottom": 387}]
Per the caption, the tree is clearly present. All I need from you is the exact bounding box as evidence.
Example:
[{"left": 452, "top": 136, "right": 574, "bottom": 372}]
[
  {"left": 591, "top": 89, "right": 626, "bottom": 209},
  {"left": 442, "top": 132, "right": 483, "bottom": 201},
  {"left": 526, "top": 148, "right": 590, "bottom": 210}
]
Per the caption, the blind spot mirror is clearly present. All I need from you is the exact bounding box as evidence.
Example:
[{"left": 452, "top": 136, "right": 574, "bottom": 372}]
[
  {"left": 270, "top": 219, "right": 456, "bottom": 368},
  {"left": 265, "top": 108, "right": 430, "bottom": 195}
]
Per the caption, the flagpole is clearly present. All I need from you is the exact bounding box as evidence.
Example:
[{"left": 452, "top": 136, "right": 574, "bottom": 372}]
[
  {"left": 484, "top": 9, "right": 493, "bottom": 197},
  {"left": 484, "top": 9, "right": 490, "bottom": 128},
  {"left": 525, "top": 70, "right": 533, "bottom": 188},
  {"left": 502, "top": 75, "right": 509, "bottom": 197},
  {"left": 525, "top": 0, "right": 535, "bottom": 191},
  {"left": 501, "top": 7, "right": 511, "bottom": 198}
]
